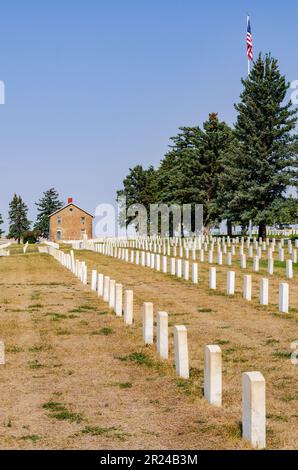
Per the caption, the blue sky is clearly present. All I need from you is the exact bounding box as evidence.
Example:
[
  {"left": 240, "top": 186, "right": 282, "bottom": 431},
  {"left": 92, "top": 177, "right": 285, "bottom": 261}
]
[{"left": 0, "top": 0, "right": 297, "bottom": 231}]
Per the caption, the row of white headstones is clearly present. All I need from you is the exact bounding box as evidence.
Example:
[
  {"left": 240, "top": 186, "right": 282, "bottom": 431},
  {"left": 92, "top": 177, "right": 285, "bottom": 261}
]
[
  {"left": 76, "top": 235, "right": 296, "bottom": 280},
  {"left": 0, "top": 241, "right": 29, "bottom": 257},
  {"left": 39, "top": 245, "right": 266, "bottom": 450},
  {"left": 81, "top": 235, "right": 298, "bottom": 262},
  {"left": 83, "top": 244, "right": 292, "bottom": 314}
]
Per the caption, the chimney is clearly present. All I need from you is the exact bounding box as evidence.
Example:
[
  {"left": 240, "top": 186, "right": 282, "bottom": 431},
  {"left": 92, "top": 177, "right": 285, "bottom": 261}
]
[{"left": 68, "top": 197, "right": 73, "bottom": 204}]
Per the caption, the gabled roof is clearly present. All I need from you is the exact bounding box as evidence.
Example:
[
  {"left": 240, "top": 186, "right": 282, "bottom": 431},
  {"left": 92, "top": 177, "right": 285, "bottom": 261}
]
[{"left": 49, "top": 203, "right": 94, "bottom": 218}]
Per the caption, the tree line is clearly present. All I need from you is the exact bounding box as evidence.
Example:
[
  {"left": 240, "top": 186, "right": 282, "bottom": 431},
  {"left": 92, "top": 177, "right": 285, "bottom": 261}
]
[
  {"left": 117, "top": 54, "right": 298, "bottom": 238},
  {"left": 0, "top": 188, "right": 63, "bottom": 243}
]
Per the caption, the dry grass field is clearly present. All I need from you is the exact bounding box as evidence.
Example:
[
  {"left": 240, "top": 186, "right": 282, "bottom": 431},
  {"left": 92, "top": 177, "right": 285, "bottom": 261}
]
[{"left": 0, "top": 246, "right": 297, "bottom": 449}]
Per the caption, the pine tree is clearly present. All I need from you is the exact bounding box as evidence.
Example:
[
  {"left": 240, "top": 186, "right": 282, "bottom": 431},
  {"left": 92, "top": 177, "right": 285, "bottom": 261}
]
[
  {"left": 117, "top": 165, "right": 158, "bottom": 231},
  {"left": 34, "top": 188, "right": 63, "bottom": 238},
  {"left": 0, "top": 212, "right": 4, "bottom": 237},
  {"left": 8, "top": 195, "right": 31, "bottom": 244},
  {"left": 220, "top": 54, "right": 298, "bottom": 238},
  {"left": 157, "top": 114, "right": 234, "bottom": 229}
]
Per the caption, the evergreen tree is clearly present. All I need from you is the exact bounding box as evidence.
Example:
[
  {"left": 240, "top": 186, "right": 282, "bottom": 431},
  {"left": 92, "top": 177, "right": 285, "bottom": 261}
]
[
  {"left": 270, "top": 196, "right": 298, "bottom": 226},
  {"left": 157, "top": 114, "right": 234, "bottom": 229},
  {"left": 8, "top": 195, "right": 31, "bottom": 244},
  {"left": 34, "top": 188, "right": 63, "bottom": 238},
  {"left": 219, "top": 54, "right": 298, "bottom": 238},
  {"left": 117, "top": 165, "right": 158, "bottom": 231},
  {"left": 0, "top": 212, "right": 4, "bottom": 237}
]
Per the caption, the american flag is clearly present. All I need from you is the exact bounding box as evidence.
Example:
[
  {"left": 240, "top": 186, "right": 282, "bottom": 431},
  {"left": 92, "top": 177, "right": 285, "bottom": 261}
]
[{"left": 246, "top": 16, "right": 253, "bottom": 61}]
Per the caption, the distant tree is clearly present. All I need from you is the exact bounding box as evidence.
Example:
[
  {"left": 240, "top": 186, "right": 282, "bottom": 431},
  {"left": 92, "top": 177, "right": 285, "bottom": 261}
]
[
  {"left": 270, "top": 196, "right": 298, "bottom": 226},
  {"left": 23, "top": 229, "right": 41, "bottom": 244},
  {"left": 8, "top": 194, "right": 31, "bottom": 244},
  {"left": 219, "top": 54, "right": 298, "bottom": 239},
  {"left": 34, "top": 188, "right": 63, "bottom": 238},
  {"left": 117, "top": 165, "right": 158, "bottom": 232},
  {"left": 0, "top": 212, "right": 4, "bottom": 237}
]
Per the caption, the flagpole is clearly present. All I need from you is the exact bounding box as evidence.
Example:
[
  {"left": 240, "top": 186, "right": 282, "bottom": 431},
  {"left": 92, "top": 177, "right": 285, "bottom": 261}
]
[
  {"left": 246, "top": 14, "right": 250, "bottom": 76},
  {"left": 247, "top": 15, "right": 250, "bottom": 76}
]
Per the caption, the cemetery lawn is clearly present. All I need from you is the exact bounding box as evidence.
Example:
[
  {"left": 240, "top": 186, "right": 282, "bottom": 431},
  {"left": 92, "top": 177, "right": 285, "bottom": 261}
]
[{"left": 0, "top": 250, "right": 297, "bottom": 449}]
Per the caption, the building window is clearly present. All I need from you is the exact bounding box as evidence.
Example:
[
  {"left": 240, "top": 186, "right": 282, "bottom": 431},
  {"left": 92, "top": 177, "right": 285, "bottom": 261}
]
[
  {"left": 81, "top": 217, "right": 85, "bottom": 225},
  {"left": 69, "top": 208, "right": 73, "bottom": 212},
  {"left": 81, "top": 229, "right": 86, "bottom": 239},
  {"left": 57, "top": 217, "right": 62, "bottom": 225},
  {"left": 57, "top": 230, "right": 62, "bottom": 241}
]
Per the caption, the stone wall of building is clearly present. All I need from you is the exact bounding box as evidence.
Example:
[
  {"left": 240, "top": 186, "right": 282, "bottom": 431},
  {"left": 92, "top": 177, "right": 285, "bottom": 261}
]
[{"left": 49, "top": 204, "right": 93, "bottom": 242}]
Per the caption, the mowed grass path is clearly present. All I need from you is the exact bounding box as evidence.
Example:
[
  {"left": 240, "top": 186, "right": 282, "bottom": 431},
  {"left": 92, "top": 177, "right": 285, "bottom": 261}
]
[
  {"left": 0, "top": 251, "right": 265, "bottom": 450},
  {"left": 60, "top": 248, "right": 298, "bottom": 450}
]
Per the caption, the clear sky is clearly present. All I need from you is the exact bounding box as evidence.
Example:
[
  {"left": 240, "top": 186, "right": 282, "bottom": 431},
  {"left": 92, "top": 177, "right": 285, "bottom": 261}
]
[{"left": 0, "top": 0, "right": 297, "bottom": 231}]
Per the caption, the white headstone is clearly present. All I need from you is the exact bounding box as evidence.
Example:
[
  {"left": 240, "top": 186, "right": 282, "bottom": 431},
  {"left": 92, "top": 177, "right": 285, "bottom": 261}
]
[
  {"left": 227, "top": 271, "right": 235, "bottom": 295},
  {"left": 115, "top": 283, "right": 123, "bottom": 316},
  {"left": 103, "top": 276, "right": 110, "bottom": 302},
  {"left": 143, "top": 302, "right": 154, "bottom": 345},
  {"left": 242, "top": 371, "right": 266, "bottom": 449},
  {"left": 192, "top": 263, "right": 198, "bottom": 284},
  {"left": 157, "top": 312, "right": 168, "bottom": 359},
  {"left": 209, "top": 267, "right": 216, "bottom": 290},
  {"left": 279, "top": 283, "right": 289, "bottom": 313},
  {"left": 253, "top": 256, "right": 259, "bottom": 272},
  {"left": 286, "top": 259, "right": 293, "bottom": 279},
  {"left": 124, "top": 290, "right": 134, "bottom": 325},
  {"left": 91, "top": 270, "right": 97, "bottom": 291},
  {"left": 243, "top": 275, "right": 252, "bottom": 301},
  {"left": 176, "top": 259, "right": 182, "bottom": 278},
  {"left": 162, "top": 256, "right": 167, "bottom": 273},
  {"left": 260, "top": 278, "right": 269, "bottom": 306},
  {"left": 183, "top": 261, "right": 189, "bottom": 281},
  {"left": 174, "top": 326, "right": 189, "bottom": 379},
  {"left": 0, "top": 341, "right": 5, "bottom": 365},
  {"left": 204, "top": 345, "right": 222, "bottom": 407},
  {"left": 109, "top": 280, "right": 116, "bottom": 309}
]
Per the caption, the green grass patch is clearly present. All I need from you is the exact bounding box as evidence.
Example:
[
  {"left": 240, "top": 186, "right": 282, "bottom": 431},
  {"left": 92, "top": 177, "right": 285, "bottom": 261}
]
[
  {"left": 20, "top": 435, "right": 40, "bottom": 442},
  {"left": 273, "top": 351, "right": 291, "bottom": 359},
  {"left": 82, "top": 426, "right": 117, "bottom": 436},
  {"left": 69, "top": 305, "right": 95, "bottom": 314},
  {"left": 50, "top": 411, "right": 83, "bottom": 423},
  {"left": 42, "top": 401, "right": 83, "bottom": 423},
  {"left": 28, "top": 344, "right": 51, "bottom": 353},
  {"left": 281, "top": 395, "right": 297, "bottom": 402},
  {"left": 56, "top": 329, "right": 71, "bottom": 336},
  {"left": 115, "top": 351, "right": 154, "bottom": 368},
  {"left": 214, "top": 339, "right": 230, "bottom": 345},
  {"left": 118, "top": 382, "right": 133, "bottom": 389},
  {"left": 51, "top": 313, "right": 68, "bottom": 321},
  {"left": 265, "top": 338, "right": 280, "bottom": 346},
  {"left": 7, "top": 346, "right": 24, "bottom": 353},
  {"left": 28, "top": 360, "right": 44, "bottom": 369},
  {"left": 91, "top": 327, "right": 114, "bottom": 336}
]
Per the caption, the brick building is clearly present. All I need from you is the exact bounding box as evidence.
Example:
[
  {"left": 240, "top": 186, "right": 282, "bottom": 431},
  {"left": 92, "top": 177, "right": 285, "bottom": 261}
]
[{"left": 49, "top": 198, "right": 93, "bottom": 242}]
